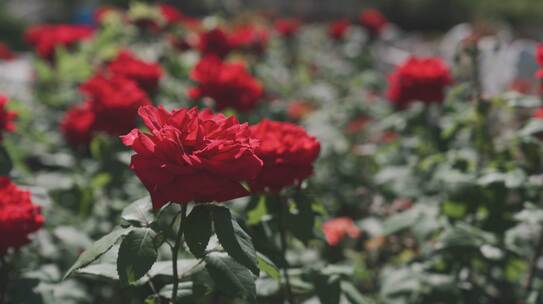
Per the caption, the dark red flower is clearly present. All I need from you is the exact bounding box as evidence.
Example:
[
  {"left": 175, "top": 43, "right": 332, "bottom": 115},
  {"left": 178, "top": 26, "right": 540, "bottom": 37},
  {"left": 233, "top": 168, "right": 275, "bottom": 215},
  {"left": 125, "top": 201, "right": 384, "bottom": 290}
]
[
  {"left": 359, "top": 9, "right": 387, "bottom": 37},
  {"left": 0, "top": 177, "right": 44, "bottom": 255},
  {"left": 328, "top": 19, "right": 350, "bottom": 40},
  {"left": 121, "top": 105, "right": 263, "bottom": 209},
  {"left": 197, "top": 28, "right": 233, "bottom": 58},
  {"left": 24, "top": 24, "right": 94, "bottom": 59},
  {"left": 229, "top": 25, "right": 269, "bottom": 54},
  {"left": 0, "top": 42, "right": 15, "bottom": 60},
  {"left": 0, "top": 96, "right": 16, "bottom": 142},
  {"left": 537, "top": 44, "right": 543, "bottom": 66},
  {"left": 80, "top": 74, "right": 151, "bottom": 135},
  {"left": 189, "top": 56, "right": 264, "bottom": 112},
  {"left": 159, "top": 4, "right": 200, "bottom": 28},
  {"left": 274, "top": 18, "right": 301, "bottom": 37},
  {"left": 387, "top": 56, "right": 452, "bottom": 107},
  {"left": 534, "top": 108, "right": 543, "bottom": 120},
  {"left": 322, "top": 217, "right": 361, "bottom": 246},
  {"left": 107, "top": 50, "right": 163, "bottom": 92},
  {"left": 60, "top": 102, "right": 96, "bottom": 145},
  {"left": 249, "top": 120, "right": 320, "bottom": 192}
]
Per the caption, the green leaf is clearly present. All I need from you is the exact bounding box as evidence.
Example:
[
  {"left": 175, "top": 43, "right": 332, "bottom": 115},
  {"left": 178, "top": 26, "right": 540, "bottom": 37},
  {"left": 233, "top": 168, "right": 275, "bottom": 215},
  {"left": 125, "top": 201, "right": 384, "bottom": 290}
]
[
  {"left": 64, "top": 228, "right": 131, "bottom": 279},
  {"left": 341, "top": 281, "right": 374, "bottom": 304},
  {"left": 117, "top": 227, "right": 157, "bottom": 285},
  {"left": 314, "top": 274, "right": 341, "bottom": 304},
  {"left": 257, "top": 252, "right": 280, "bottom": 281},
  {"left": 121, "top": 196, "right": 154, "bottom": 226},
  {"left": 184, "top": 205, "right": 213, "bottom": 258},
  {"left": 76, "top": 263, "right": 119, "bottom": 281},
  {"left": 247, "top": 196, "right": 268, "bottom": 225},
  {"left": 287, "top": 196, "right": 317, "bottom": 244},
  {"left": 382, "top": 208, "right": 421, "bottom": 235},
  {"left": 204, "top": 252, "right": 257, "bottom": 302},
  {"left": 0, "top": 146, "right": 12, "bottom": 176},
  {"left": 212, "top": 206, "right": 259, "bottom": 275},
  {"left": 158, "top": 282, "right": 196, "bottom": 301}
]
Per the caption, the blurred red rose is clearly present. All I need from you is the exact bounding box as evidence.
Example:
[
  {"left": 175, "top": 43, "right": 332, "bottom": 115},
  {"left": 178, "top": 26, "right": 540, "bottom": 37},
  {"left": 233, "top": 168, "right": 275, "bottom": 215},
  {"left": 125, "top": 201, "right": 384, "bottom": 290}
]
[
  {"left": 537, "top": 44, "right": 543, "bottom": 66},
  {"left": 229, "top": 25, "right": 269, "bottom": 54},
  {"left": 80, "top": 74, "right": 151, "bottom": 135},
  {"left": 189, "top": 55, "right": 264, "bottom": 112},
  {"left": 159, "top": 4, "right": 200, "bottom": 28},
  {"left": 359, "top": 9, "right": 388, "bottom": 37},
  {"left": 60, "top": 102, "right": 96, "bottom": 146},
  {"left": 345, "top": 116, "right": 371, "bottom": 134},
  {"left": 322, "top": 217, "right": 361, "bottom": 246},
  {"left": 107, "top": 50, "right": 163, "bottom": 92},
  {"left": 274, "top": 18, "right": 301, "bottom": 37},
  {"left": 0, "top": 42, "right": 15, "bottom": 60},
  {"left": 24, "top": 24, "right": 94, "bottom": 59},
  {"left": 387, "top": 56, "right": 452, "bottom": 107},
  {"left": 121, "top": 105, "right": 263, "bottom": 209},
  {"left": 249, "top": 120, "right": 320, "bottom": 192},
  {"left": 534, "top": 108, "right": 543, "bottom": 120},
  {"left": 197, "top": 28, "right": 233, "bottom": 58},
  {"left": 328, "top": 19, "right": 350, "bottom": 40},
  {"left": 0, "top": 177, "right": 44, "bottom": 255},
  {"left": 0, "top": 96, "right": 16, "bottom": 142}
]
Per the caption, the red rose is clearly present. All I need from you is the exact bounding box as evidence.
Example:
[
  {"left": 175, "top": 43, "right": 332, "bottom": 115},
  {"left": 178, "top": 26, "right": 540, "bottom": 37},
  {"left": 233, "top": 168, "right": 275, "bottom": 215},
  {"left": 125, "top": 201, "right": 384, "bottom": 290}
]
[
  {"left": 197, "top": 28, "right": 233, "bottom": 58},
  {"left": 387, "top": 56, "right": 452, "bottom": 107},
  {"left": 107, "top": 50, "right": 163, "bottom": 92},
  {"left": 537, "top": 44, "right": 543, "bottom": 66},
  {"left": 286, "top": 100, "right": 315, "bottom": 121},
  {"left": 322, "top": 217, "right": 361, "bottom": 246},
  {"left": 359, "top": 9, "right": 388, "bottom": 37},
  {"left": 0, "top": 177, "right": 44, "bottom": 255},
  {"left": 229, "top": 25, "right": 269, "bottom": 54},
  {"left": 24, "top": 24, "right": 93, "bottom": 59},
  {"left": 158, "top": 4, "right": 200, "bottom": 28},
  {"left": 60, "top": 102, "right": 96, "bottom": 145},
  {"left": 534, "top": 108, "right": 543, "bottom": 120},
  {"left": 0, "top": 96, "right": 16, "bottom": 142},
  {"left": 80, "top": 74, "right": 151, "bottom": 135},
  {"left": 0, "top": 42, "right": 15, "bottom": 60},
  {"left": 189, "top": 56, "right": 264, "bottom": 112},
  {"left": 249, "top": 120, "right": 320, "bottom": 192},
  {"left": 121, "top": 105, "right": 263, "bottom": 209},
  {"left": 274, "top": 18, "right": 301, "bottom": 37},
  {"left": 328, "top": 19, "right": 350, "bottom": 40}
]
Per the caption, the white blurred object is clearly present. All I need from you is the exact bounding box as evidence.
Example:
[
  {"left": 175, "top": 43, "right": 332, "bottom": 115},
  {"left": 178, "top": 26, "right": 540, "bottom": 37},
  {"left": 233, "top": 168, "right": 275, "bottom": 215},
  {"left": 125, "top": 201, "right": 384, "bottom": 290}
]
[{"left": 0, "top": 55, "right": 34, "bottom": 102}]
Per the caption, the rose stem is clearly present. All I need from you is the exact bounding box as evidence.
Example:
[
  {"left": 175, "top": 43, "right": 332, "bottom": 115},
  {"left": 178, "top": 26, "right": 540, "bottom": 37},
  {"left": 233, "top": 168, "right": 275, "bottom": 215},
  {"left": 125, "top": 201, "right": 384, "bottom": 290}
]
[{"left": 171, "top": 204, "right": 188, "bottom": 304}]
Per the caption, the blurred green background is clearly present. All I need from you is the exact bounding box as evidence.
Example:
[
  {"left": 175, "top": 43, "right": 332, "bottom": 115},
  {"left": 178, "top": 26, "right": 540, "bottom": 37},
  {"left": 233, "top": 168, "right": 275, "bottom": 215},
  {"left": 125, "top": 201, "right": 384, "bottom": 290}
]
[{"left": 2, "top": 0, "right": 543, "bottom": 50}]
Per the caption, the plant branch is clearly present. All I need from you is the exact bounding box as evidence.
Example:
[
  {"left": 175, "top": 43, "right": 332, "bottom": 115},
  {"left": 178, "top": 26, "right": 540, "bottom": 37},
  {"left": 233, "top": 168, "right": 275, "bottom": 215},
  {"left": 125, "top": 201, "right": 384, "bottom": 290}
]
[
  {"left": 278, "top": 199, "right": 295, "bottom": 304},
  {"left": 171, "top": 204, "right": 188, "bottom": 304}
]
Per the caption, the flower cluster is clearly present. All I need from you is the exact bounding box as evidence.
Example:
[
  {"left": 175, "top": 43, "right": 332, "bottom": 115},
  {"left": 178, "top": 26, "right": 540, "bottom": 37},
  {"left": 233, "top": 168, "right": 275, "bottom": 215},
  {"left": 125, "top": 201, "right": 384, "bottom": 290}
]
[
  {"left": 387, "top": 56, "right": 453, "bottom": 107},
  {"left": 0, "top": 177, "right": 44, "bottom": 255},
  {"left": 0, "top": 96, "right": 16, "bottom": 142},
  {"left": 189, "top": 56, "right": 264, "bottom": 112},
  {"left": 61, "top": 74, "right": 151, "bottom": 145},
  {"left": 24, "top": 24, "right": 94, "bottom": 59},
  {"left": 107, "top": 50, "right": 163, "bottom": 92},
  {"left": 121, "top": 106, "right": 263, "bottom": 209},
  {"left": 249, "top": 119, "right": 321, "bottom": 192}
]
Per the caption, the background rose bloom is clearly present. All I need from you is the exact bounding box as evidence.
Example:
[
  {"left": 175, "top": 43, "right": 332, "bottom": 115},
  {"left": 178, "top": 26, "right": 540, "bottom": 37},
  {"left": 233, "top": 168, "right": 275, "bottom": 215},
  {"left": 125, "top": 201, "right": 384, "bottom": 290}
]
[
  {"left": 121, "top": 105, "right": 263, "bottom": 209},
  {"left": 60, "top": 102, "right": 96, "bottom": 146},
  {"left": 359, "top": 9, "right": 388, "bottom": 37},
  {"left": 387, "top": 56, "right": 452, "bottom": 107},
  {"left": 0, "top": 42, "right": 15, "bottom": 60},
  {"left": 189, "top": 55, "right": 264, "bottom": 112},
  {"left": 0, "top": 177, "right": 44, "bottom": 255},
  {"left": 328, "top": 19, "right": 350, "bottom": 40},
  {"left": 249, "top": 119, "right": 320, "bottom": 192},
  {"left": 274, "top": 18, "right": 301, "bottom": 37},
  {"left": 197, "top": 28, "right": 233, "bottom": 58},
  {"left": 80, "top": 74, "right": 151, "bottom": 135},
  {"left": 24, "top": 24, "right": 94, "bottom": 59},
  {"left": 322, "top": 217, "right": 361, "bottom": 246},
  {"left": 229, "top": 25, "right": 269, "bottom": 54},
  {"left": 107, "top": 50, "right": 163, "bottom": 92},
  {"left": 0, "top": 96, "right": 16, "bottom": 142}
]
